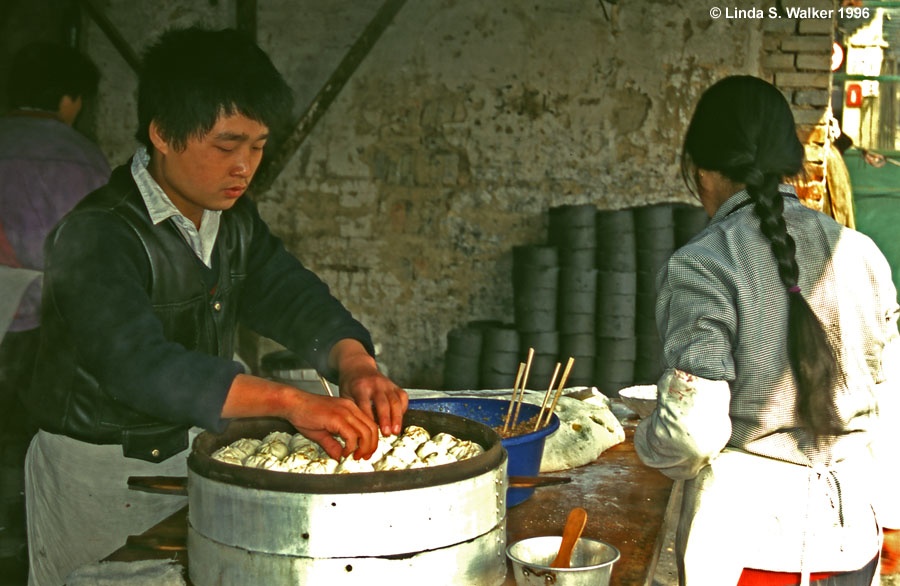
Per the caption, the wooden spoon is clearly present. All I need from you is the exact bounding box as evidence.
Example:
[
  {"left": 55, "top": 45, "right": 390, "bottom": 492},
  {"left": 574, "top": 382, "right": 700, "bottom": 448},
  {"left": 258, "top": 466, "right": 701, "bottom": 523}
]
[{"left": 550, "top": 507, "right": 588, "bottom": 568}]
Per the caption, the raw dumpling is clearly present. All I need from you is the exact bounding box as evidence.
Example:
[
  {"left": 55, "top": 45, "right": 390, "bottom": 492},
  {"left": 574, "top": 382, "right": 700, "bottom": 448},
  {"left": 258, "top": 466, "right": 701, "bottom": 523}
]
[
  {"left": 280, "top": 452, "right": 312, "bottom": 473},
  {"left": 448, "top": 440, "right": 484, "bottom": 460},
  {"left": 257, "top": 440, "right": 289, "bottom": 460},
  {"left": 229, "top": 438, "right": 262, "bottom": 459},
  {"left": 263, "top": 431, "right": 293, "bottom": 446},
  {"left": 244, "top": 453, "right": 280, "bottom": 469},
  {"left": 211, "top": 446, "right": 245, "bottom": 466},
  {"left": 336, "top": 456, "right": 376, "bottom": 474},
  {"left": 305, "top": 458, "right": 339, "bottom": 474},
  {"left": 423, "top": 451, "right": 457, "bottom": 466}
]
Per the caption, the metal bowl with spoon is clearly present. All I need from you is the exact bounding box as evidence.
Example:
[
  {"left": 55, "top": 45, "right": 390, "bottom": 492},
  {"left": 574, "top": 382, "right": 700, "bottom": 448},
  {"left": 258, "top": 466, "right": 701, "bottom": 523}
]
[{"left": 506, "top": 508, "right": 620, "bottom": 586}]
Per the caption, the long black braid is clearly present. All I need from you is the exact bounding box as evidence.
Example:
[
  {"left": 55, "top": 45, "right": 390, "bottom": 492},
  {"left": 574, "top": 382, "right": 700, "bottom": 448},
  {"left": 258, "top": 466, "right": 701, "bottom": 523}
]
[
  {"left": 745, "top": 171, "right": 840, "bottom": 437},
  {"left": 682, "top": 76, "right": 841, "bottom": 438}
]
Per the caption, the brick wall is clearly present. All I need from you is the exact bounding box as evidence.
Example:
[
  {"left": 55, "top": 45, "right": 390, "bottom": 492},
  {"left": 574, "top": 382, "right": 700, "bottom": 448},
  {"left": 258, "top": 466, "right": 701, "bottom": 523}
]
[{"left": 761, "top": 0, "right": 836, "bottom": 210}]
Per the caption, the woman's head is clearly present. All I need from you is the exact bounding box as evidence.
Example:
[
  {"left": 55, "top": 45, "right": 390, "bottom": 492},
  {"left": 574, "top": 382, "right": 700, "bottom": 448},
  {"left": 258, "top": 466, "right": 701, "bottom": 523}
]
[
  {"left": 136, "top": 27, "right": 294, "bottom": 152},
  {"left": 684, "top": 75, "right": 840, "bottom": 438},
  {"left": 682, "top": 75, "right": 804, "bottom": 197},
  {"left": 8, "top": 41, "right": 100, "bottom": 114}
]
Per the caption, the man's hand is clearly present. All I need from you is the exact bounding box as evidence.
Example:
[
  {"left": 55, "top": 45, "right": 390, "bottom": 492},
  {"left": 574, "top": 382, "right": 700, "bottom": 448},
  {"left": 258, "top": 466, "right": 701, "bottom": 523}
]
[
  {"left": 221, "top": 374, "right": 378, "bottom": 460},
  {"left": 286, "top": 392, "right": 379, "bottom": 460},
  {"left": 329, "top": 339, "right": 408, "bottom": 436}
]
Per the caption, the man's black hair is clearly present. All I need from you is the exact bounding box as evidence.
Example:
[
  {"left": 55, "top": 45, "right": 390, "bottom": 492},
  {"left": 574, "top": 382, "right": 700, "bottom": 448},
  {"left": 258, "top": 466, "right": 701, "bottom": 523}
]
[
  {"left": 136, "top": 26, "right": 294, "bottom": 151},
  {"left": 8, "top": 42, "right": 100, "bottom": 111}
]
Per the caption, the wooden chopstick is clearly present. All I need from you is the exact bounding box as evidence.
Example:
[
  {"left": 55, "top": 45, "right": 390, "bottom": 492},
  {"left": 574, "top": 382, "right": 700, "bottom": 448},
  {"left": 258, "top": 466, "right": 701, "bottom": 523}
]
[
  {"left": 511, "top": 347, "right": 535, "bottom": 428},
  {"left": 542, "top": 357, "right": 574, "bottom": 428},
  {"left": 502, "top": 362, "right": 527, "bottom": 433},
  {"left": 318, "top": 374, "right": 335, "bottom": 397},
  {"left": 535, "top": 362, "right": 562, "bottom": 431}
]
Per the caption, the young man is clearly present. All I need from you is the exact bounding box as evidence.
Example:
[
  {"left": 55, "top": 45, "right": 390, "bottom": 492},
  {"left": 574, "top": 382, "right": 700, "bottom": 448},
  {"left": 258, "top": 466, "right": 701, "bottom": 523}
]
[{"left": 22, "top": 27, "right": 407, "bottom": 586}]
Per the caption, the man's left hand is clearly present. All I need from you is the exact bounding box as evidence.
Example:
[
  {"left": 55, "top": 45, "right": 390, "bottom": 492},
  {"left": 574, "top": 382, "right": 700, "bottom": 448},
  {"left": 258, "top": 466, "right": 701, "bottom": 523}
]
[{"left": 330, "top": 339, "right": 408, "bottom": 436}]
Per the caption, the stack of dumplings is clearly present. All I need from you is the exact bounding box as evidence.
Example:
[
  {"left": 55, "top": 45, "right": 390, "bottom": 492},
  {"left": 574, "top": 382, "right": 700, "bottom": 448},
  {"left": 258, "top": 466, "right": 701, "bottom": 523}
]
[{"left": 211, "top": 426, "right": 485, "bottom": 475}]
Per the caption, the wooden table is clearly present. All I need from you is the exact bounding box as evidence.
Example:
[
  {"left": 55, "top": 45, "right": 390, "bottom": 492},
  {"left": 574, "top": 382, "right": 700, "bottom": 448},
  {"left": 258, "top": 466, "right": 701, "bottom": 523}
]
[
  {"left": 108, "top": 422, "right": 675, "bottom": 586},
  {"left": 501, "top": 426, "right": 675, "bottom": 586}
]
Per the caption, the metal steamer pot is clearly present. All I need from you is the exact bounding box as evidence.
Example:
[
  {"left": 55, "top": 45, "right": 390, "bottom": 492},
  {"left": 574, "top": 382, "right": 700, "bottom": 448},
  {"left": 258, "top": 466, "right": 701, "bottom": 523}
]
[{"left": 187, "top": 410, "right": 508, "bottom": 586}]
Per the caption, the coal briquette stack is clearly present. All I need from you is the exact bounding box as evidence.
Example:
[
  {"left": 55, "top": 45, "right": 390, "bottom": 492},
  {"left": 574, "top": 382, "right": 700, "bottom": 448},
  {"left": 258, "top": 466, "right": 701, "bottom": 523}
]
[
  {"left": 512, "top": 245, "right": 561, "bottom": 389},
  {"left": 633, "top": 204, "right": 676, "bottom": 384},
  {"left": 548, "top": 204, "right": 597, "bottom": 269},
  {"left": 594, "top": 336, "right": 637, "bottom": 397},
  {"left": 512, "top": 245, "right": 559, "bottom": 334},
  {"left": 557, "top": 267, "right": 597, "bottom": 387},
  {"left": 442, "top": 326, "right": 483, "bottom": 390},
  {"left": 519, "top": 330, "right": 559, "bottom": 390},
  {"left": 546, "top": 204, "right": 599, "bottom": 388},
  {"left": 479, "top": 324, "right": 521, "bottom": 389},
  {"left": 595, "top": 209, "right": 639, "bottom": 397},
  {"left": 674, "top": 204, "right": 710, "bottom": 248},
  {"left": 596, "top": 209, "right": 637, "bottom": 273},
  {"left": 594, "top": 270, "right": 637, "bottom": 397}
]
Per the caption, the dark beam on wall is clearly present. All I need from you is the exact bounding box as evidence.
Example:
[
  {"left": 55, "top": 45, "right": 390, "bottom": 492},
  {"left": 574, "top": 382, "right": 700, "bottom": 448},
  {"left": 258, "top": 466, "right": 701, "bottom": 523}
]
[
  {"left": 236, "top": 0, "right": 257, "bottom": 44},
  {"left": 252, "top": 0, "right": 408, "bottom": 194},
  {"left": 77, "top": 0, "right": 141, "bottom": 73},
  {"left": 62, "top": 0, "right": 82, "bottom": 48}
]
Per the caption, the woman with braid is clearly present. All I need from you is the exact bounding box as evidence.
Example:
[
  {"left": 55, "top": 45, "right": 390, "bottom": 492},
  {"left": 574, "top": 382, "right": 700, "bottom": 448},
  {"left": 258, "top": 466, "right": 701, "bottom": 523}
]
[{"left": 635, "top": 75, "right": 900, "bottom": 585}]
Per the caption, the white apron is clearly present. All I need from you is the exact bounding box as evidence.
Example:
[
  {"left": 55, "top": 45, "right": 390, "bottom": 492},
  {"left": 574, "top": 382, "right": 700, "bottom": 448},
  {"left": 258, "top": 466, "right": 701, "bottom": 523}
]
[
  {"left": 676, "top": 449, "right": 881, "bottom": 586},
  {"left": 25, "top": 429, "right": 197, "bottom": 586}
]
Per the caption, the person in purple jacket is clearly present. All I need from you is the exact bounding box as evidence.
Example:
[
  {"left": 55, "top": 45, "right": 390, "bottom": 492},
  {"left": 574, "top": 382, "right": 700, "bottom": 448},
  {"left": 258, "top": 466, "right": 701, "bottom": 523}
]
[{"left": 0, "top": 41, "right": 109, "bottom": 582}]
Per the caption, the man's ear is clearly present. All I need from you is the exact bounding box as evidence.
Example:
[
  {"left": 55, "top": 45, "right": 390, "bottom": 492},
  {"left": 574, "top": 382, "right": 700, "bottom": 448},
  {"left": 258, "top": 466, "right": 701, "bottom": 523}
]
[{"left": 148, "top": 120, "right": 170, "bottom": 155}]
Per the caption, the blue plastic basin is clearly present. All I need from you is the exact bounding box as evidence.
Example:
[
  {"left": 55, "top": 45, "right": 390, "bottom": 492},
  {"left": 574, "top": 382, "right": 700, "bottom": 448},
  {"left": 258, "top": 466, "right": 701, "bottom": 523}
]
[{"left": 408, "top": 397, "right": 560, "bottom": 507}]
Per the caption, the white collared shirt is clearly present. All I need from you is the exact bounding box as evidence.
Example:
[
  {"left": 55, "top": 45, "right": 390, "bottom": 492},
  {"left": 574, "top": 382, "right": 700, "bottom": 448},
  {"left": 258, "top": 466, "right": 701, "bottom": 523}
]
[{"left": 131, "top": 146, "right": 220, "bottom": 267}]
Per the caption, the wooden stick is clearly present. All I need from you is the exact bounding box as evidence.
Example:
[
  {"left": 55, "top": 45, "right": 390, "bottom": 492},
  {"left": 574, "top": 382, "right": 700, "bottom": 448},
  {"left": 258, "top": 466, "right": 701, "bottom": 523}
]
[
  {"left": 502, "top": 362, "right": 527, "bottom": 433},
  {"left": 535, "top": 362, "right": 562, "bottom": 431},
  {"left": 542, "top": 357, "right": 574, "bottom": 428},
  {"left": 317, "top": 374, "right": 335, "bottom": 397},
  {"left": 511, "top": 347, "right": 535, "bottom": 428}
]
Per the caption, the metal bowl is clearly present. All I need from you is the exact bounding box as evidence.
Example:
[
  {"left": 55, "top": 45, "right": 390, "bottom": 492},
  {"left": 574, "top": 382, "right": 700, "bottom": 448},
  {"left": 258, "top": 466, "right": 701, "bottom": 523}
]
[
  {"left": 506, "top": 536, "right": 620, "bottom": 586},
  {"left": 617, "top": 384, "right": 657, "bottom": 418}
]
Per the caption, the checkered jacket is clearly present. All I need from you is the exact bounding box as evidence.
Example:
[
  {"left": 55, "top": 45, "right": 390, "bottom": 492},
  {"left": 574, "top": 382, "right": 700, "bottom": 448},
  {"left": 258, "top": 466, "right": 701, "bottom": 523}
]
[{"left": 654, "top": 185, "right": 899, "bottom": 468}]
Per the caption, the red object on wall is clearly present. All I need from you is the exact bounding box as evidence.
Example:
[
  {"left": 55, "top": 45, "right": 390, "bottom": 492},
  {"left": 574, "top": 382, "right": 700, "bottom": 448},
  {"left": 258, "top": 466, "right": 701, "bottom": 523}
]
[{"left": 846, "top": 84, "right": 863, "bottom": 107}]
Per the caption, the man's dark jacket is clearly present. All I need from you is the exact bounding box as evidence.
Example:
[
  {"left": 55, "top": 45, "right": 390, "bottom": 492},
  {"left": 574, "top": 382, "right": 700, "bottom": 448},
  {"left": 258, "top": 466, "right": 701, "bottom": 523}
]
[{"left": 23, "top": 163, "right": 373, "bottom": 462}]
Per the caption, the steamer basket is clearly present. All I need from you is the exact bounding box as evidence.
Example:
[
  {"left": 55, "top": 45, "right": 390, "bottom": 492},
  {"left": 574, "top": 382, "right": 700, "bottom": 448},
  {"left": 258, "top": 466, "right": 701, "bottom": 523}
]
[{"left": 187, "top": 410, "right": 508, "bottom": 586}]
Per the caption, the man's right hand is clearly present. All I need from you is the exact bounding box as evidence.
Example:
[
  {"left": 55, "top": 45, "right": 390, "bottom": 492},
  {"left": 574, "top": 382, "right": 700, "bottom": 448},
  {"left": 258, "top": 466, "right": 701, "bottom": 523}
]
[
  {"left": 285, "top": 392, "right": 378, "bottom": 460},
  {"left": 220, "top": 373, "right": 378, "bottom": 461}
]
